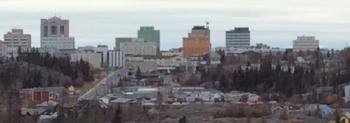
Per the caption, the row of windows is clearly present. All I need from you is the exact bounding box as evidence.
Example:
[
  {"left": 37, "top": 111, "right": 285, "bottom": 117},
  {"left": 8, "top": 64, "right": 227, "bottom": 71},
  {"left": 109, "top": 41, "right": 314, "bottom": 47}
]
[
  {"left": 226, "top": 34, "right": 250, "bottom": 36},
  {"left": 226, "top": 43, "right": 250, "bottom": 45},
  {"left": 43, "top": 25, "right": 65, "bottom": 36},
  {"left": 4, "top": 39, "right": 30, "bottom": 41},
  {"left": 226, "top": 40, "right": 250, "bottom": 43}
]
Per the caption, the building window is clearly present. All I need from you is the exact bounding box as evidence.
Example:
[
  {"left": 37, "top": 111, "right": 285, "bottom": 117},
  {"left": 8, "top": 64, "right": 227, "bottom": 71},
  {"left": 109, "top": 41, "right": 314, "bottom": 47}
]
[
  {"left": 60, "top": 26, "right": 64, "bottom": 35},
  {"left": 44, "top": 26, "right": 48, "bottom": 36},
  {"left": 51, "top": 26, "right": 57, "bottom": 35}
]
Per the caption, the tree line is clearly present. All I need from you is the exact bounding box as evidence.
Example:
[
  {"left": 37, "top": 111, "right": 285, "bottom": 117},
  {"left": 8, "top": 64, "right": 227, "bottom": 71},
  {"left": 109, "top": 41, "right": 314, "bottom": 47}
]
[
  {"left": 17, "top": 48, "right": 94, "bottom": 87},
  {"left": 199, "top": 48, "right": 350, "bottom": 97}
]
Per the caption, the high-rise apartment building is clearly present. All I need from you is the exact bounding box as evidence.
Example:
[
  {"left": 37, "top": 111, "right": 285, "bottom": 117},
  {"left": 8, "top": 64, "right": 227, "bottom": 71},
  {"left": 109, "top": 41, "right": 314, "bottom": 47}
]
[
  {"left": 226, "top": 27, "right": 250, "bottom": 48},
  {"left": 293, "top": 36, "right": 319, "bottom": 52},
  {"left": 107, "top": 50, "right": 125, "bottom": 68},
  {"left": 3, "top": 29, "right": 31, "bottom": 56},
  {"left": 137, "top": 26, "right": 160, "bottom": 54},
  {"left": 41, "top": 16, "right": 75, "bottom": 50},
  {"left": 182, "top": 26, "right": 210, "bottom": 57}
]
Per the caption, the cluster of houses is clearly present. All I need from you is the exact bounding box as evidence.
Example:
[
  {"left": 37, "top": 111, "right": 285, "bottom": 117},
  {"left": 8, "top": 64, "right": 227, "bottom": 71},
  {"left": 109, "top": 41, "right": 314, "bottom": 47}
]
[
  {"left": 99, "top": 86, "right": 161, "bottom": 108},
  {"left": 98, "top": 85, "right": 263, "bottom": 108},
  {"left": 19, "top": 86, "right": 80, "bottom": 121}
]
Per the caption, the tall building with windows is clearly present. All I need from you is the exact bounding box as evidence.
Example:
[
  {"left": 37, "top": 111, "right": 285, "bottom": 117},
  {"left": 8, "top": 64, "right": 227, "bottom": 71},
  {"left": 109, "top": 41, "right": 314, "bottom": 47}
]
[
  {"left": 293, "top": 36, "right": 319, "bottom": 51},
  {"left": 182, "top": 25, "right": 210, "bottom": 57},
  {"left": 3, "top": 29, "right": 31, "bottom": 56},
  {"left": 115, "top": 37, "right": 157, "bottom": 56},
  {"left": 41, "top": 16, "right": 75, "bottom": 50},
  {"left": 107, "top": 50, "right": 125, "bottom": 68},
  {"left": 137, "top": 26, "right": 160, "bottom": 54},
  {"left": 191, "top": 26, "right": 210, "bottom": 41},
  {"left": 226, "top": 27, "right": 250, "bottom": 48}
]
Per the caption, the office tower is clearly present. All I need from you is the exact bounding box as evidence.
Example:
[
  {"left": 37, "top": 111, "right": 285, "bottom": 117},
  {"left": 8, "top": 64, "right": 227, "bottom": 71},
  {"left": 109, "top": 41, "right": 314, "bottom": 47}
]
[
  {"left": 182, "top": 26, "right": 210, "bottom": 57},
  {"left": 137, "top": 26, "right": 160, "bottom": 54},
  {"left": 293, "top": 36, "right": 319, "bottom": 51},
  {"left": 41, "top": 16, "right": 75, "bottom": 50},
  {"left": 226, "top": 27, "right": 250, "bottom": 48},
  {"left": 191, "top": 26, "right": 210, "bottom": 40},
  {"left": 3, "top": 29, "right": 31, "bottom": 56},
  {"left": 115, "top": 37, "right": 157, "bottom": 56}
]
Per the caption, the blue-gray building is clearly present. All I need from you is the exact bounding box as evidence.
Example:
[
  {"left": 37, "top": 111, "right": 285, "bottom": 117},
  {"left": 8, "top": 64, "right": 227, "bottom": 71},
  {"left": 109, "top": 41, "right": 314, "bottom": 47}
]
[
  {"left": 226, "top": 27, "right": 250, "bottom": 48},
  {"left": 137, "top": 26, "right": 160, "bottom": 55}
]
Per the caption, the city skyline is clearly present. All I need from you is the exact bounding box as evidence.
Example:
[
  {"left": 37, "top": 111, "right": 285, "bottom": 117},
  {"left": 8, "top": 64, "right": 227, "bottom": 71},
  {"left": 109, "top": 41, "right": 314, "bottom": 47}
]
[{"left": 0, "top": 0, "right": 349, "bottom": 49}]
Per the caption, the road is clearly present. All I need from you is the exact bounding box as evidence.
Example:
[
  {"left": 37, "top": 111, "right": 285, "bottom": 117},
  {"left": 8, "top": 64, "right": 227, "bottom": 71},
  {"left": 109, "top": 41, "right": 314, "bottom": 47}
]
[{"left": 78, "top": 68, "right": 128, "bottom": 101}]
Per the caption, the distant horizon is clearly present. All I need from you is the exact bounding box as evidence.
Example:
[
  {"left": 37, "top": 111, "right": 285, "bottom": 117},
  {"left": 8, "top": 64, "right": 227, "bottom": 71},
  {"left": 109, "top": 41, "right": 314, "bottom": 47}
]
[{"left": 0, "top": 0, "right": 349, "bottom": 50}]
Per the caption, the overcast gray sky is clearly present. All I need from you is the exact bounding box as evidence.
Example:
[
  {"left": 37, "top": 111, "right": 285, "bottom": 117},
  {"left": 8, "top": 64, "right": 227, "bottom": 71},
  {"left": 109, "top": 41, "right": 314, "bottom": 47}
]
[{"left": 0, "top": 0, "right": 349, "bottom": 49}]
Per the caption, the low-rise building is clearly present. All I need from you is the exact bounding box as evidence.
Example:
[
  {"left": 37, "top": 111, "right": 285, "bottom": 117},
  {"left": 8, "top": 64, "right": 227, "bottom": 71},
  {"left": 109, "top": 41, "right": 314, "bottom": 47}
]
[
  {"left": 70, "top": 51, "right": 102, "bottom": 69},
  {"left": 209, "top": 51, "right": 221, "bottom": 64},
  {"left": 224, "top": 47, "right": 286, "bottom": 55},
  {"left": 344, "top": 85, "right": 350, "bottom": 102},
  {"left": 170, "top": 87, "right": 223, "bottom": 104},
  {"left": 144, "top": 55, "right": 185, "bottom": 67},
  {"left": 161, "top": 48, "right": 183, "bottom": 57},
  {"left": 19, "top": 87, "right": 64, "bottom": 103},
  {"left": 125, "top": 56, "right": 157, "bottom": 72},
  {"left": 224, "top": 91, "right": 260, "bottom": 103}
]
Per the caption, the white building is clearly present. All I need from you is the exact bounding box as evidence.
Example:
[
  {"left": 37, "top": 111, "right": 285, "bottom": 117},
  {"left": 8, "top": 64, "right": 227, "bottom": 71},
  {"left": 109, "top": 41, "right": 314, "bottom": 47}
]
[
  {"left": 293, "top": 36, "right": 319, "bottom": 52},
  {"left": 41, "top": 16, "right": 75, "bottom": 50},
  {"left": 144, "top": 55, "right": 185, "bottom": 67},
  {"left": 115, "top": 37, "right": 157, "bottom": 56},
  {"left": 161, "top": 48, "right": 183, "bottom": 57},
  {"left": 96, "top": 45, "right": 109, "bottom": 66},
  {"left": 77, "top": 46, "right": 96, "bottom": 52},
  {"left": 107, "top": 50, "right": 125, "bottom": 68},
  {"left": 22, "top": 47, "right": 58, "bottom": 56},
  {"left": 70, "top": 52, "right": 102, "bottom": 69},
  {"left": 226, "top": 27, "right": 250, "bottom": 48},
  {"left": 3, "top": 29, "right": 31, "bottom": 57},
  {"left": 224, "top": 47, "right": 286, "bottom": 54}
]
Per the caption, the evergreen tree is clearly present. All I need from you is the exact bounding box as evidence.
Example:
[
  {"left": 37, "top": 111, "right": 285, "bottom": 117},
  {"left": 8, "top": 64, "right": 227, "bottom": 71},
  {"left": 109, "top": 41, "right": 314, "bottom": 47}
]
[{"left": 136, "top": 66, "right": 142, "bottom": 80}]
